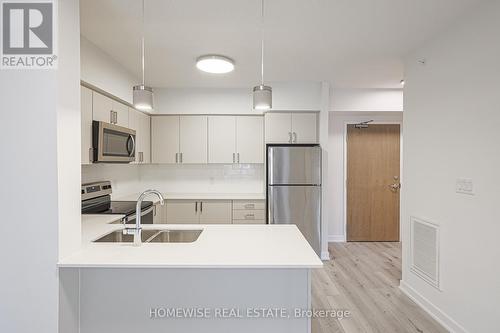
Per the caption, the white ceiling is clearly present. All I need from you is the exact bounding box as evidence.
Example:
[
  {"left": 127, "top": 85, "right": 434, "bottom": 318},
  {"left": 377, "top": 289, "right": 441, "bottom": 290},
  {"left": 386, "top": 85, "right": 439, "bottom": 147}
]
[{"left": 80, "top": 0, "right": 483, "bottom": 89}]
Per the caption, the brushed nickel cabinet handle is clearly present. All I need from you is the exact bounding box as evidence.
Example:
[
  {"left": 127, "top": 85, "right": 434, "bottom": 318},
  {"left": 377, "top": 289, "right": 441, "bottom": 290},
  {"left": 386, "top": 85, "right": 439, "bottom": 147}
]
[
  {"left": 110, "top": 110, "right": 114, "bottom": 123},
  {"left": 245, "top": 214, "right": 255, "bottom": 219},
  {"left": 175, "top": 152, "right": 178, "bottom": 163},
  {"left": 232, "top": 152, "right": 235, "bottom": 163},
  {"left": 292, "top": 132, "right": 297, "bottom": 143},
  {"left": 180, "top": 152, "right": 183, "bottom": 163},
  {"left": 237, "top": 152, "right": 240, "bottom": 163},
  {"left": 195, "top": 201, "right": 198, "bottom": 213},
  {"left": 244, "top": 204, "right": 255, "bottom": 209},
  {"left": 288, "top": 132, "right": 292, "bottom": 143}
]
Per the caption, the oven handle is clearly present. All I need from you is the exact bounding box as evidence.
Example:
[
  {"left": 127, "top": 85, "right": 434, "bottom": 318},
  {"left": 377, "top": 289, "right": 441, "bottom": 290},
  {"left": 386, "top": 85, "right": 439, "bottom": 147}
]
[{"left": 122, "top": 206, "right": 154, "bottom": 224}]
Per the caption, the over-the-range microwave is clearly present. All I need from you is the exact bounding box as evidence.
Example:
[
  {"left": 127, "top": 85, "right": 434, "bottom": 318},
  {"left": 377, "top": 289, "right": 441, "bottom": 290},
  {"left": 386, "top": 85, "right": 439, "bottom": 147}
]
[{"left": 92, "top": 121, "right": 136, "bottom": 163}]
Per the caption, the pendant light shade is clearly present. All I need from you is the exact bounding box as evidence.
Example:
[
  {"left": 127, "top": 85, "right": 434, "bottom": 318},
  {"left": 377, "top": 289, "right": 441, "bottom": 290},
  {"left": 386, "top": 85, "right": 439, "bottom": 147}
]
[
  {"left": 133, "top": 0, "right": 154, "bottom": 111},
  {"left": 133, "top": 85, "right": 154, "bottom": 111},
  {"left": 253, "top": 0, "right": 272, "bottom": 110},
  {"left": 253, "top": 85, "right": 272, "bottom": 110}
]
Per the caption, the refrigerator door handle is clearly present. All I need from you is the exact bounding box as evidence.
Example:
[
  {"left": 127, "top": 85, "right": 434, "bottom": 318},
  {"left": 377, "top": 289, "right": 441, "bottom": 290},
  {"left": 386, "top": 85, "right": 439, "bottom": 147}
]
[{"left": 268, "top": 188, "right": 274, "bottom": 224}]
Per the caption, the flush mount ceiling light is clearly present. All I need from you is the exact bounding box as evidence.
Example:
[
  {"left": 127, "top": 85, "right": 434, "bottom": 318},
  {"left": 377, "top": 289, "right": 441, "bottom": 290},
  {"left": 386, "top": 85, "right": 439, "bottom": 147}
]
[
  {"left": 196, "top": 55, "right": 235, "bottom": 74},
  {"left": 133, "top": 0, "right": 154, "bottom": 111},
  {"left": 253, "top": 0, "right": 272, "bottom": 110}
]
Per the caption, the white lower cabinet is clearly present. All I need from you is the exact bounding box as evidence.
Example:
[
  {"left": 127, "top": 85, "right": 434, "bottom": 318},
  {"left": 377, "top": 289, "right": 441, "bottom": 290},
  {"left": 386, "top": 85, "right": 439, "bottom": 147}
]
[
  {"left": 165, "top": 200, "right": 232, "bottom": 224},
  {"left": 166, "top": 200, "right": 199, "bottom": 224},
  {"left": 198, "top": 200, "right": 232, "bottom": 224},
  {"left": 232, "top": 200, "right": 266, "bottom": 224}
]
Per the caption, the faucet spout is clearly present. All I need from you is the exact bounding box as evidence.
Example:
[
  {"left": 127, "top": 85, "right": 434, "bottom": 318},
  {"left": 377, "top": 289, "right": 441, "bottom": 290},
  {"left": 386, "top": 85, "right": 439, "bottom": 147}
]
[{"left": 124, "top": 189, "right": 165, "bottom": 246}]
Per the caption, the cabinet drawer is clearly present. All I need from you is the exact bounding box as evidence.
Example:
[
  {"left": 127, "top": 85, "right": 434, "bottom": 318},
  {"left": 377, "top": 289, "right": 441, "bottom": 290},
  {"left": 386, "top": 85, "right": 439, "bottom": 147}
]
[
  {"left": 233, "top": 200, "right": 265, "bottom": 210},
  {"left": 232, "top": 219, "right": 266, "bottom": 225},
  {"left": 232, "top": 209, "right": 265, "bottom": 221}
]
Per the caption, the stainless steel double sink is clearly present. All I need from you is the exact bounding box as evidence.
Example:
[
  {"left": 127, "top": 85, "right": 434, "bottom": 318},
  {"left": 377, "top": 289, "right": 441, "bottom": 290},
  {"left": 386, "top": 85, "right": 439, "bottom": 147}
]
[{"left": 94, "top": 229, "right": 202, "bottom": 243}]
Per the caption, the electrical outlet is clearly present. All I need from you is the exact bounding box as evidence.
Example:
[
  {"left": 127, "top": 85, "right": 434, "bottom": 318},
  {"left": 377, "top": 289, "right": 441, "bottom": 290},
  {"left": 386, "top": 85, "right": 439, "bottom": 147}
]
[{"left": 456, "top": 178, "right": 474, "bottom": 195}]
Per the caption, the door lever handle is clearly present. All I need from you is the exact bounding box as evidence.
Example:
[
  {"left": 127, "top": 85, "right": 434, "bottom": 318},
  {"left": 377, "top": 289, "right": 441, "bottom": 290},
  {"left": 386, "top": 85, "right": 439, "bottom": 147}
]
[{"left": 388, "top": 183, "right": 401, "bottom": 192}]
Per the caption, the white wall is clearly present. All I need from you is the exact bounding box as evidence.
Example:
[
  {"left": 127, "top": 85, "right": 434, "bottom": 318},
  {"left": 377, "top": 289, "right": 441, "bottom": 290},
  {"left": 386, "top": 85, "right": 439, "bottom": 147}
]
[
  {"left": 328, "top": 112, "right": 403, "bottom": 241},
  {"left": 0, "top": 1, "right": 81, "bottom": 332},
  {"left": 331, "top": 88, "right": 403, "bottom": 112},
  {"left": 154, "top": 82, "right": 322, "bottom": 114},
  {"left": 401, "top": 1, "right": 500, "bottom": 332},
  {"left": 81, "top": 36, "right": 138, "bottom": 104}
]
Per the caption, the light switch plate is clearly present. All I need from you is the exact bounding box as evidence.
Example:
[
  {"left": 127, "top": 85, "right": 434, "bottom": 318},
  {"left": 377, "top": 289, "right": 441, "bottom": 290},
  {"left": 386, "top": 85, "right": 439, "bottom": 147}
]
[{"left": 456, "top": 178, "right": 474, "bottom": 195}]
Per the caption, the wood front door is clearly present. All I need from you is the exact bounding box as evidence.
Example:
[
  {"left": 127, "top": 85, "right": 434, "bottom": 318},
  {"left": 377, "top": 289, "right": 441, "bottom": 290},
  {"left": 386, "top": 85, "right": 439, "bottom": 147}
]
[{"left": 346, "top": 124, "right": 401, "bottom": 241}]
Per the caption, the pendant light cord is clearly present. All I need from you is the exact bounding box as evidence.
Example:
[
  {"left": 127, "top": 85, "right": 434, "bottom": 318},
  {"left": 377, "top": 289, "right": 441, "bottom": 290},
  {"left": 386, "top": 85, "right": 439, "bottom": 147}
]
[
  {"left": 260, "top": 0, "right": 265, "bottom": 85},
  {"left": 141, "top": 0, "right": 145, "bottom": 85}
]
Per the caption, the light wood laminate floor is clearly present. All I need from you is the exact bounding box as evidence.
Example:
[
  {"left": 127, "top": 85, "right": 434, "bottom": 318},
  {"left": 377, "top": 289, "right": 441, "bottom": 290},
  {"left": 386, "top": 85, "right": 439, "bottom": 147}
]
[{"left": 311, "top": 242, "right": 447, "bottom": 333}]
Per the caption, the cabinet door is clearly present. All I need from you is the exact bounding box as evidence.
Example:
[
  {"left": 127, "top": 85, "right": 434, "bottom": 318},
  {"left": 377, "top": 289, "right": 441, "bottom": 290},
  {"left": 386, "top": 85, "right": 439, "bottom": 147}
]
[
  {"left": 179, "top": 116, "right": 207, "bottom": 164},
  {"left": 112, "top": 100, "right": 129, "bottom": 127},
  {"left": 140, "top": 112, "right": 151, "bottom": 163},
  {"left": 128, "top": 109, "right": 140, "bottom": 164},
  {"left": 151, "top": 116, "right": 179, "bottom": 164},
  {"left": 264, "top": 113, "right": 292, "bottom": 143},
  {"left": 92, "top": 91, "right": 114, "bottom": 124},
  {"left": 166, "top": 200, "right": 199, "bottom": 224},
  {"left": 81, "top": 86, "right": 93, "bottom": 164},
  {"left": 291, "top": 113, "right": 317, "bottom": 143},
  {"left": 236, "top": 116, "right": 264, "bottom": 163},
  {"left": 208, "top": 116, "right": 236, "bottom": 163},
  {"left": 153, "top": 203, "right": 166, "bottom": 224},
  {"left": 199, "top": 200, "right": 232, "bottom": 224}
]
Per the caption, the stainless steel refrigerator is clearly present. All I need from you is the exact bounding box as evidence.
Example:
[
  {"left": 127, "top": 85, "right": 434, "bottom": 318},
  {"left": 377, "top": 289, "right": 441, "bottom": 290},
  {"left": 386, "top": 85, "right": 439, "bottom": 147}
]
[{"left": 267, "top": 145, "right": 321, "bottom": 255}]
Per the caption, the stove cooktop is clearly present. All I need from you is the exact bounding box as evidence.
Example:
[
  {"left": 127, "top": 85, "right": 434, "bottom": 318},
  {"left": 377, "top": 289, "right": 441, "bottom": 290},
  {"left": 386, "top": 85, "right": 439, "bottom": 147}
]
[{"left": 82, "top": 199, "right": 153, "bottom": 216}]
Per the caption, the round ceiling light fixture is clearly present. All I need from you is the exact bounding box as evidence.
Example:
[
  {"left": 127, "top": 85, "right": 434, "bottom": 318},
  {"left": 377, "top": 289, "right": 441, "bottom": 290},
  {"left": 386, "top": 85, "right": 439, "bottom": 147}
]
[{"left": 196, "top": 55, "right": 235, "bottom": 74}]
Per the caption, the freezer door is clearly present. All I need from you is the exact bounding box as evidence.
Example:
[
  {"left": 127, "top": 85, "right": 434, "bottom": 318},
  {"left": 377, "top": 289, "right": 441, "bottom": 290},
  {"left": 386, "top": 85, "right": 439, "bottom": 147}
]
[
  {"left": 268, "top": 185, "right": 321, "bottom": 255},
  {"left": 268, "top": 146, "right": 321, "bottom": 185}
]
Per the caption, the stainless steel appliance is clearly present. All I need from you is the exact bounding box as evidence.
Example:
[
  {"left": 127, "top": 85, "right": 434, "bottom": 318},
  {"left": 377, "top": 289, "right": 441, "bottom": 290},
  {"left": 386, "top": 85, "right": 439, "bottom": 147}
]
[
  {"left": 267, "top": 145, "right": 321, "bottom": 255},
  {"left": 81, "top": 181, "right": 154, "bottom": 225},
  {"left": 92, "top": 121, "right": 136, "bottom": 163}
]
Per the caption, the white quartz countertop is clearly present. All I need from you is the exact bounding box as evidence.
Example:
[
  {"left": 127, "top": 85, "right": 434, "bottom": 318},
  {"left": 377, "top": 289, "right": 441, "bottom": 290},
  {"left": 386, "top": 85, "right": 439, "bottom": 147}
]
[
  {"left": 59, "top": 215, "right": 322, "bottom": 269},
  {"left": 112, "top": 192, "right": 266, "bottom": 203}
]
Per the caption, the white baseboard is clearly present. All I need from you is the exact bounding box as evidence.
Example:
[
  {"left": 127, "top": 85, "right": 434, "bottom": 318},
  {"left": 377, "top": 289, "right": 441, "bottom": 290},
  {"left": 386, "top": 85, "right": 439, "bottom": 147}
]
[
  {"left": 328, "top": 235, "right": 346, "bottom": 242},
  {"left": 399, "top": 281, "right": 468, "bottom": 333},
  {"left": 320, "top": 251, "right": 330, "bottom": 261}
]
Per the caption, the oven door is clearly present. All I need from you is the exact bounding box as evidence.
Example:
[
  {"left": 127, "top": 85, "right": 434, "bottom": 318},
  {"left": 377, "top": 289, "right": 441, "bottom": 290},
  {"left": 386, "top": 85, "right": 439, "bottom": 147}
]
[
  {"left": 93, "top": 121, "right": 136, "bottom": 163},
  {"left": 123, "top": 206, "right": 154, "bottom": 225}
]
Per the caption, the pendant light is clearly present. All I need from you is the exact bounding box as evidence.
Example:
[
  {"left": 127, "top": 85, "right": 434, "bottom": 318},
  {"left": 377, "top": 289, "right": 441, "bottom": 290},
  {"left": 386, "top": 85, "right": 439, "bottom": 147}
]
[
  {"left": 133, "top": 0, "right": 154, "bottom": 111},
  {"left": 253, "top": 0, "right": 272, "bottom": 110}
]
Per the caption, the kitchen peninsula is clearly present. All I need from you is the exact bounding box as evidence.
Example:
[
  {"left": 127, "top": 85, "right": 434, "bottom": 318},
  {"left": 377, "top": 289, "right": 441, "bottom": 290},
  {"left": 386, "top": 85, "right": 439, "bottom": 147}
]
[{"left": 59, "top": 214, "right": 322, "bottom": 333}]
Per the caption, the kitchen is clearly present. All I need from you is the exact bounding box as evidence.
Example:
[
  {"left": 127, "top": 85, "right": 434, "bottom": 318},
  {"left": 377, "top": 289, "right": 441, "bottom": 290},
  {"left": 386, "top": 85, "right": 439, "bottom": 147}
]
[{"left": 3, "top": 0, "right": 499, "bottom": 333}]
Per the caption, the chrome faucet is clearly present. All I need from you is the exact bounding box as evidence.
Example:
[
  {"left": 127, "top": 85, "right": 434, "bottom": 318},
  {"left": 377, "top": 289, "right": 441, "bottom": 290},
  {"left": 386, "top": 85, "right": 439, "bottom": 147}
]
[{"left": 123, "top": 189, "right": 165, "bottom": 246}]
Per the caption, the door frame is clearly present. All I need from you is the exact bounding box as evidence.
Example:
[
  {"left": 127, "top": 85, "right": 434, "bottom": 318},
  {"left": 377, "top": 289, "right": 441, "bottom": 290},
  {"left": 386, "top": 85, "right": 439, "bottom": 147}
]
[{"left": 343, "top": 120, "right": 404, "bottom": 242}]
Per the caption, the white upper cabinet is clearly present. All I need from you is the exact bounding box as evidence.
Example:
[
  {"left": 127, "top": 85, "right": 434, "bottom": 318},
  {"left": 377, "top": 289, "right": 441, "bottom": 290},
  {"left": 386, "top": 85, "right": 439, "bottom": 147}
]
[
  {"left": 208, "top": 116, "right": 264, "bottom": 164},
  {"left": 208, "top": 116, "right": 236, "bottom": 164},
  {"left": 129, "top": 108, "right": 151, "bottom": 164},
  {"left": 179, "top": 116, "right": 208, "bottom": 164},
  {"left": 112, "top": 101, "right": 129, "bottom": 127},
  {"left": 92, "top": 91, "right": 113, "bottom": 124},
  {"left": 151, "top": 116, "right": 179, "bottom": 164},
  {"left": 140, "top": 112, "right": 151, "bottom": 163},
  {"left": 81, "top": 86, "right": 93, "bottom": 165},
  {"left": 291, "top": 113, "right": 317, "bottom": 143},
  {"left": 265, "top": 112, "right": 318, "bottom": 144},
  {"left": 236, "top": 116, "right": 264, "bottom": 164},
  {"left": 92, "top": 91, "right": 129, "bottom": 127},
  {"left": 264, "top": 113, "right": 292, "bottom": 143}
]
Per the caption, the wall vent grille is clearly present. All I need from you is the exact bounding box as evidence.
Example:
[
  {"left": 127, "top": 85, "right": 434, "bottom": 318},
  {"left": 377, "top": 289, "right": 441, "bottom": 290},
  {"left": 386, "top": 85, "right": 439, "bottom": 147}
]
[{"left": 410, "top": 217, "right": 440, "bottom": 289}]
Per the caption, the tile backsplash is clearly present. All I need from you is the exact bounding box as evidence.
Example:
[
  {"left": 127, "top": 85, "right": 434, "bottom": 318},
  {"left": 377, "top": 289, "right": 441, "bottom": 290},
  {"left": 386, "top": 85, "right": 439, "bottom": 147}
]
[{"left": 82, "top": 164, "right": 265, "bottom": 197}]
